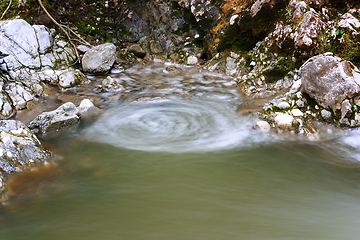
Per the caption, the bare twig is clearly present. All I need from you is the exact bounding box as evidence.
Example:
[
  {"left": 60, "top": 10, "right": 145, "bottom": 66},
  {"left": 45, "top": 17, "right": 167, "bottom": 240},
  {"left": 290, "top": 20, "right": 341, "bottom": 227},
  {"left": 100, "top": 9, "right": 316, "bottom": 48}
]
[
  {"left": 63, "top": 24, "right": 92, "bottom": 47},
  {"left": 0, "top": 0, "right": 12, "bottom": 20},
  {"left": 38, "top": 0, "right": 89, "bottom": 63}
]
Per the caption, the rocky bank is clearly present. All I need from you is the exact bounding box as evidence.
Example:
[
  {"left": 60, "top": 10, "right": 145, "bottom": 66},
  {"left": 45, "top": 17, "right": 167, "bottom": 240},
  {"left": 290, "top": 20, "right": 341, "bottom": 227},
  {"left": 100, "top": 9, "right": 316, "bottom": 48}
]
[{"left": 0, "top": 0, "right": 360, "bottom": 197}]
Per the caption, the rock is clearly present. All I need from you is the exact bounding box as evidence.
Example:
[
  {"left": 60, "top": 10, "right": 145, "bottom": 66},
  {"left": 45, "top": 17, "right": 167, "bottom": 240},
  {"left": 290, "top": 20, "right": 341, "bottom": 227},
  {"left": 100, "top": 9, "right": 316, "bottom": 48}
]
[
  {"left": 291, "top": 108, "right": 304, "bottom": 117},
  {"left": 0, "top": 19, "right": 74, "bottom": 71},
  {"left": 340, "top": 99, "right": 353, "bottom": 121},
  {"left": 0, "top": 120, "right": 51, "bottom": 193},
  {"left": 187, "top": 55, "right": 198, "bottom": 65},
  {"left": 288, "top": 0, "right": 307, "bottom": 21},
  {"left": 230, "top": 15, "right": 239, "bottom": 25},
  {"left": 352, "top": 113, "right": 360, "bottom": 127},
  {"left": 101, "top": 76, "right": 125, "bottom": 92},
  {"left": 290, "top": 79, "right": 302, "bottom": 92},
  {"left": 337, "top": 13, "right": 360, "bottom": 37},
  {"left": 251, "top": 0, "right": 282, "bottom": 18},
  {"left": 274, "top": 113, "right": 294, "bottom": 130},
  {"left": 128, "top": 44, "right": 146, "bottom": 58},
  {"left": 300, "top": 53, "right": 360, "bottom": 110},
  {"left": 321, "top": 109, "right": 332, "bottom": 121},
  {"left": 78, "top": 99, "right": 100, "bottom": 121},
  {"left": 255, "top": 120, "right": 271, "bottom": 132},
  {"left": 277, "top": 101, "right": 290, "bottom": 109},
  {"left": 5, "top": 83, "right": 34, "bottom": 110},
  {"left": 177, "top": 0, "right": 220, "bottom": 23},
  {"left": 293, "top": 10, "right": 323, "bottom": 49},
  {"left": 82, "top": 43, "right": 116, "bottom": 73},
  {"left": 77, "top": 45, "right": 90, "bottom": 53},
  {"left": 58, "top": 69, "right": 87, "bottom": 89},
  {"left": 29, "top": 102, "right": 80, "bottom": 134},
  {"left": 78, "top": 99, "right": 97, "bottom": 114}
]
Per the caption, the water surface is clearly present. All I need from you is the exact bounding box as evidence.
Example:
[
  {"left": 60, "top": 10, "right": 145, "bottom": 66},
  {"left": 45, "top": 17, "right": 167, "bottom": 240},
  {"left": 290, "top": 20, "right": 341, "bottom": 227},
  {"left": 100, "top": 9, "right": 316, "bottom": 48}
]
[{"left": 1, "top": 62, "right": 360, "bottom": 240}]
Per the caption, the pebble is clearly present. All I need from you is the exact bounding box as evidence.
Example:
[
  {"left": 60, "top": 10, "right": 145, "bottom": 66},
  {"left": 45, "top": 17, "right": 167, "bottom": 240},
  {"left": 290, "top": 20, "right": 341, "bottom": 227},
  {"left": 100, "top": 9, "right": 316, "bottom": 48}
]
[
  {"left": 321, "top": 109, "right": 332, "bottom": 121},
  {"left": 187, "top": 55, "right": 198, "bottom": 65},
  {"left": 274, "top": 114, "right": 294, "bottom": 130},
  {"left": 277, "top": 101, "right": 290, "bottom": 109},
  {"left": 291, "top": 108, "right": 304, "bottom": 117},
  {"left": 255, "top": 120, "right": 271, "bottom": 132}
]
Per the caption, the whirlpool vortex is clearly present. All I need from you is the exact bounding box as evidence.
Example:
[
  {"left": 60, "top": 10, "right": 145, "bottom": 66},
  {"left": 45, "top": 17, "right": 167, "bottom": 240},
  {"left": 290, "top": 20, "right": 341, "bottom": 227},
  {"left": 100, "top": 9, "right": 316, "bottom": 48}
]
[{"left": 82, "top": 99, "right": 256, "bottom": 152}]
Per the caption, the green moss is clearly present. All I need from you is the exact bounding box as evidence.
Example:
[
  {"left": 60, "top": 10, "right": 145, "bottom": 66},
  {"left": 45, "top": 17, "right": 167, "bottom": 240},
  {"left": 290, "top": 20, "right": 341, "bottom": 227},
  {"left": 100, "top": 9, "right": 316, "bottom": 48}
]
[{"left": 263, "top": 57, "right": 296, "bottom": 83}]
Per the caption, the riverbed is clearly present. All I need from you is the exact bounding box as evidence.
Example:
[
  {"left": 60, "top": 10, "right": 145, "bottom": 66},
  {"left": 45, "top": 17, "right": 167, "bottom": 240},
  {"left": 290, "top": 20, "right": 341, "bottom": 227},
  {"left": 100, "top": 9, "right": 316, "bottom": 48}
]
[{"left": 1, "top": 61, "right": 360, "bottom": 240}]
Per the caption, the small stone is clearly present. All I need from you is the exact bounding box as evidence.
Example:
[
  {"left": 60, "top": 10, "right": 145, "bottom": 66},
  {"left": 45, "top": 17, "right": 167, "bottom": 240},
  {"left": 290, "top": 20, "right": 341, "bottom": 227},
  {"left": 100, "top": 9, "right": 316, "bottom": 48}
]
[
  {"left": 296, "top": 99, "right": 305, "bottom": 108},
  {"left": 340, "top": 118, "right": 350, "bottom": 126},
  {"left": 255, "top": 120, "right": 271, "bottom": 132},
  {"left": 291, "top": 108, "right": 304, "bottom": 117},
  {"left": 78, "top": 99, "right": 95, "bottom": 113},
  {"left": 321, "top": 109, "right": 332, "bottom": 121},
  {"left": 291, "top": 79, "right": 302, "bottom": 92},
  {"left": 274, "top": 114, "right": 294, "bottom": 130},
  {"left": 187, "top": 55, "right": 198, "bottom": 65},
  {"left": 277, "top": 101, "right": 290, "bottom": 109},
  {"left": 341, "top": 99, "right": 352, "bottom": 121},
  {"left": 230, "top": 14, "right": 238, "bottom": 25},
  {"left": 77, "top": 45, "right": 90, "bottom": 53},
  {"left": 128, "top": 44, "right": 146, "bottom": 58}
]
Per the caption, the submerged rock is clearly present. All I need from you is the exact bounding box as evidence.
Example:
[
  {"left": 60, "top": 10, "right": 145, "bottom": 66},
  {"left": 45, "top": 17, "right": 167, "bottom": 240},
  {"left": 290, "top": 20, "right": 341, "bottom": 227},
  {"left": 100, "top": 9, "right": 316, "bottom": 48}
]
[
  {"left": 29, "top": 102, "right": 80, "bottom": 135},
  {"left": 0, "top": 120, "right": 51, "bottom": 194},
  {"left": 82, "top": 43, "right": 116, "bottom": 73}
]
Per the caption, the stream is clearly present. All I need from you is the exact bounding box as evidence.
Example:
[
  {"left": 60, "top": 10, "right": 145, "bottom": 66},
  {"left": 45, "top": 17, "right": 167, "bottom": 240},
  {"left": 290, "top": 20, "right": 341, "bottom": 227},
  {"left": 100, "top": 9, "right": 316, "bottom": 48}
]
[{"left": 1, "top": 61, "right": 360, "bottom": 240}]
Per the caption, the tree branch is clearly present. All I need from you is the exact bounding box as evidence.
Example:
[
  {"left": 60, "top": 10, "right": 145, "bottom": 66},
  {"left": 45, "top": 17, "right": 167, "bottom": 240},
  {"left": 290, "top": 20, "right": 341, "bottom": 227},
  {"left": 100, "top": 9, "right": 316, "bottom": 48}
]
[
  {"left": 0, "top": 0, "right": 12, "bottom": 20},
  {"left": 37, "top": 0, "right": 92, "bottom": 63}
]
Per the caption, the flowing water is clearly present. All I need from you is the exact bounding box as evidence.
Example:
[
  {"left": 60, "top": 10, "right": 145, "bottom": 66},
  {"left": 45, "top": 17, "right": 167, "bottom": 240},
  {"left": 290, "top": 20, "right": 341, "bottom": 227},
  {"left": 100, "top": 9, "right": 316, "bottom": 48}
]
[{"left": 1, "top": 62, "right": 360, "bottom": 240}]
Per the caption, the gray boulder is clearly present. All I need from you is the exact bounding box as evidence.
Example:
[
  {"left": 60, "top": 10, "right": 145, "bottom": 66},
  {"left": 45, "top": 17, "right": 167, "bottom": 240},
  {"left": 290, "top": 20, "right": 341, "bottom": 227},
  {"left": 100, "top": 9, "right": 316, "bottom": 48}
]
[
  {"left": 0, "top": 120, "right": 51, "bottom": 193},
  {"left": 29, "top": 102, "right": 81, "bottom": 134},
  {"left": 82, "top": 43, "right": 116, "bottom": 73},
  {"left": 300, "top": 53, "right": 360, "bottom": 110}
]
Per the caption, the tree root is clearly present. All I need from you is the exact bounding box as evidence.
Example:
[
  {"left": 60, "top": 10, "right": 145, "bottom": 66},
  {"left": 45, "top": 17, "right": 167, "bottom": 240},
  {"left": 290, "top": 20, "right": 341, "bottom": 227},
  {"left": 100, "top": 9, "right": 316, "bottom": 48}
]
[{"left": 0, "top": 0, "right": 12, "bottom": 20}]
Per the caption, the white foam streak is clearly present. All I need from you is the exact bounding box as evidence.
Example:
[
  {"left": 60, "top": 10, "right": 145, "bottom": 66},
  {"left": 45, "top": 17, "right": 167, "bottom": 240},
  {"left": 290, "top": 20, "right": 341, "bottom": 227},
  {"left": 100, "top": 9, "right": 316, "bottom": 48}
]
[{"left": 83, "top": 100, "right": 266, "bottom": 153}]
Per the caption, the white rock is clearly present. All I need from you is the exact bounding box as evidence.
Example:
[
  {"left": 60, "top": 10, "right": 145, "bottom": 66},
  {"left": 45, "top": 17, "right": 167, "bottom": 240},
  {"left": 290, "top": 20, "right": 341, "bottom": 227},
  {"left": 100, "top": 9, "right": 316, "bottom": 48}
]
[
  {"left": 78, "top": 99, "right": 96, "bottom": 114},
  {"left": 2, "top": 19, "right": 39, "bottom": 58},
  {"left": 274, "top": 114, "right": 294, "bottom": 130},
  {"left": 187, "top": 55, "right": 198, "bottom": 65},
  {"left": 291, "top": 79, "right": 302, "bottom": 92},
  {"left": 277, "top": 101, "right": 290, "bottom": 109},
  {"left": 77, "top": 45, "right": 90, "bottom": 53},
  {"left": 58, "top": 69, "right": 87, "bottom": 88},
  {"left": 291, "top": 108, "right": 304, "bottom": 117},
  {"left": 321, "top": 109, "right": 332, "bottom": 121},
  {"left": 230, "top": 14, "right": 238, "bottom": 25},
  {"left": 255, "top": 120, "right": 271, "bottom": 132},
  {"left": 32, "top": 25, "right": 52, "bottom": 54}
]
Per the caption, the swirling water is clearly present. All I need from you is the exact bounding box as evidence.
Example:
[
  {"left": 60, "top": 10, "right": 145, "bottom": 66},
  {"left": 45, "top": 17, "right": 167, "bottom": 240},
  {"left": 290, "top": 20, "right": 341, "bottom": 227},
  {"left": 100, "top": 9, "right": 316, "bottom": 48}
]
[{"left": 1, "top": 62, "right": 360, "bottom": 240}]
